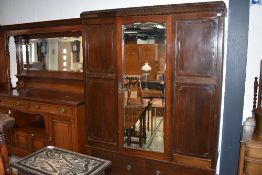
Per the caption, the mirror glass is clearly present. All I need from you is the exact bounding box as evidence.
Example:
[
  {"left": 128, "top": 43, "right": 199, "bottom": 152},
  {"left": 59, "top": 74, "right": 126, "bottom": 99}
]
[
  {"left": 123, "top": 22, "right": 166, "bottom": 152},
  {"left": 22, "top": 36, "right": 83, "bottom": 72}
]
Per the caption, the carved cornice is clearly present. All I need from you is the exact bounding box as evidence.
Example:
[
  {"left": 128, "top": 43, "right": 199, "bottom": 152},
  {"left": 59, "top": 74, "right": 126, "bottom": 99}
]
[
  {"left": 81, "top": 1, "right": 226, "bottom": 19},
  {"left": 2, "top": 18, "right": 81, "bottom": 31}
]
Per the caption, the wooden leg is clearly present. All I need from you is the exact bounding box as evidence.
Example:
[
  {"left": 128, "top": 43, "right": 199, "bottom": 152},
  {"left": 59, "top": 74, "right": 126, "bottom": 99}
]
[
  {"left": 139, "top": 115, "right": 143, "bottom": 148},
  {"left": 0, "top": 143, "right": 11, "bottom": 173},
  {"left": 0, "top": 155, "right": 5, "bottom": 175},
  {"left": 142, "top": 110, "right": 146, "bottom": 144},
  {"left": 238, "top": 142, "right": 246, "bottom": 175},
  {"left": 126, "top": 129, "right": 131, "bottom": 146}
]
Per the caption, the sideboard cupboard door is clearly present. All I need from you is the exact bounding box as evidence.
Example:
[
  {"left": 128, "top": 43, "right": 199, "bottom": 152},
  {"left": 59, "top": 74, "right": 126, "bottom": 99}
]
[
  {"left": 83, "top": 18, "right": 118, "bottom": 151},
  {"left": 49, "top": 115, "right": 73, "bottom": 151},
  {"left": 172, "top": 11, "right": 224, "bottom": 171}
]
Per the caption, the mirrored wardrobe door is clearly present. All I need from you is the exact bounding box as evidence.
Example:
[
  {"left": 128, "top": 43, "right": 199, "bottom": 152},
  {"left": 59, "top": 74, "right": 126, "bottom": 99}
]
[{"left": 122, "top": 21, "right": 166, "bottom": 152}]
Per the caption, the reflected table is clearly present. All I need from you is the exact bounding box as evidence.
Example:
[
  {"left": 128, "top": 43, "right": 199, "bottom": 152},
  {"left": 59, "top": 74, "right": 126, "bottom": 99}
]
[{"left": 11, "top": 146, "right": 111, "bottom": 175}]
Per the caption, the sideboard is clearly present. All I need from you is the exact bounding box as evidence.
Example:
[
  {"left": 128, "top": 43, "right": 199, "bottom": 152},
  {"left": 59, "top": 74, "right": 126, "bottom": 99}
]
[{"left": 0, "top": 88, "right": 85, "bottom": 157}]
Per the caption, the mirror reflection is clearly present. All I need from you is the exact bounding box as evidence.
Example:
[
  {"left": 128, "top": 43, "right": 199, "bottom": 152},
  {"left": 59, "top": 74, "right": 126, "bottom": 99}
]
[
  {"left": 22, "top": 37, "right": 83, "bottom": 72},
  {"left": 123, "top": 22, "right": 166, "bottom": 152}
]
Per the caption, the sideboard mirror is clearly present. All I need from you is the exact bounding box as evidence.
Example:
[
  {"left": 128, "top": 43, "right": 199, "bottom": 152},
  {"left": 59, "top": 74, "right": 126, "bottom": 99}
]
[
  {"left": 21, "top": 36, "right": 83, "bottom": 72},
  {"left": 122, "top": 20, "right": 166, "bottom": 152}
]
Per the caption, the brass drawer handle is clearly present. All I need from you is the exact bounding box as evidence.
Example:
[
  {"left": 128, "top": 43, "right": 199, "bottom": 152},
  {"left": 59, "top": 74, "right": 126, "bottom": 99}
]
[
  {"left": 126, "top": 164, "right": 132, "bottom": 171},
  {"left": 35, "top": 104, "right": 40, "bottom": 109},
  {"left": 16, "top": 101, "right": 21, "bottom": 106},
  {"left": 60, "top": 107, "right": 66, "bottom": 113}
]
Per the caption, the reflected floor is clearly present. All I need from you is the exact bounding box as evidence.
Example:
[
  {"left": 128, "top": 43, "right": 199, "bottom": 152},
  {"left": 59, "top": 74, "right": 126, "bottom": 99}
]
[{"left": 124, "top": 115, "right": 164, "bottom": 152}]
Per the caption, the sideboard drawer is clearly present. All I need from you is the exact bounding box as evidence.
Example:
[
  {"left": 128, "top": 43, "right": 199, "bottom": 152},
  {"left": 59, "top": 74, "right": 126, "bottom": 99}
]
[
  {"left": 0, "top": 97, "right": 27, "bottom": 111},
  {"left": 28, "top": 102, "right": 73, "bottom": 116},
  {"left": 246, "top": 142, "right": 262, "bottom": 160},
  {"left": 245, "top": 158, "right": 262, "bottom": 175}
]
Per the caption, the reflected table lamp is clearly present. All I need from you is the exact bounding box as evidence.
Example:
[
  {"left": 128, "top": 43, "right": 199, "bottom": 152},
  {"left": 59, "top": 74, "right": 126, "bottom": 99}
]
[{"left": 141, "top": 62, "right": 151, "bottom": 90}]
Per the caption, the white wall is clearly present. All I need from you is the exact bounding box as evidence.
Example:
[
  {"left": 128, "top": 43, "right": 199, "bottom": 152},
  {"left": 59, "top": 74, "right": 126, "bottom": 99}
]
[
  {"left": 0, "top": 0, "right": 229, "bottom": 174},
  {"left": 243, "top": 5, "right": 262, "bottom": 121}
]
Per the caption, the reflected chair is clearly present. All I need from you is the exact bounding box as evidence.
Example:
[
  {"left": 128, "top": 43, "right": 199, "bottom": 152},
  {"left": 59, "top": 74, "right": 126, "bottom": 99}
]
[
  {"left": 124, "top": 76, "right": 151, "bottom": 148},
  {"left": 0, "top": 111, "right": 15, "bottom": 174}
]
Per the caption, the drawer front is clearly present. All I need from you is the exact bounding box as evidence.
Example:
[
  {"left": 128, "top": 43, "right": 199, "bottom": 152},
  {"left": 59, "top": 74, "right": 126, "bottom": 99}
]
[
  {"left": 246, "top": 143, "right": 262, "bottom": 159},
  {"left": 113, "top": 156, "right": 145, "bottom": 175},
  {"left": 0, "top": 97, "right": 27, "bottom": 111},
  {"left": 145, "top": 160, "right": 212, "bottom": 175},
  {"left": 245, "top": 159, "right": 262, "bottom": 175},
  {"left": 28, "top": 102, "right": 73, "bottom": 116}
]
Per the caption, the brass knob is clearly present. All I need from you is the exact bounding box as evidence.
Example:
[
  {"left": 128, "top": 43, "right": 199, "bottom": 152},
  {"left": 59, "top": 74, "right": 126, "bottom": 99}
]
[
  {"left": 48, "top": 136, "right": 52, "bottom": 142},
  {"left": 60, "top": 107, "right": 66, "bottom": 113},
  {"left": 30, "top": 133, "right": 34, "bottom": 137},
  {"left": 16, "top": 101, "right": 21, "bottom": 106},
  {"left": 126, "top": 164, "right": 132, "bottom": 171},
  {"left": 35, "top": 104, "right": 40, "bottom": 109},
  {"left": 155, "top": 170, "right": 161, "bottom": 175}
]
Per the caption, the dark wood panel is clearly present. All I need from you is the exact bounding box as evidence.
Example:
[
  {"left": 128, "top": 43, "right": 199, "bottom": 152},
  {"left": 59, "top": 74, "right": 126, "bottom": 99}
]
[
  {"left": 86, "top": 79, "right": 118, "bottom": 150},
  {"left": 24, "top": 78, "right": 84, "bottom": 94},
  {"left": 174, "top": 14, "right": 219, "bottom": 78},
  {"left": 173, "top": 84, "right": 215, "bottom": 159},
  {"left": 85, "top": 23, "right": 116, "bottom": 74},
  {"left": 0, "top": 31, "right": 7, "bottom": 85}
]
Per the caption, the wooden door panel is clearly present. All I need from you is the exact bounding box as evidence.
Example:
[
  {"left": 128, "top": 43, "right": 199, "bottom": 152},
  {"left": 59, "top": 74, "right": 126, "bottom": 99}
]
[
  {"left": 51, "top": 119, "right": 72, "bottom": 150},
  {"left": 175, "top": 16, "right": 219, "bottom": 78},
  {"left": 31, "top": 135, "right": 50, "bottom": 151},
  {"left": 124, "top": 44, "right": 139, "bottom": 75},
  {"left": 173, "top": 83, "right": 215, "bottom": 158},
  {"left": 139, "top": 44, "right": 157, "bottom": 80},
  {"left": 86, "top": 78, "right": 118, "bottom": 150},
  {"left": 86, "top": 24, "right": 116, "bottom": 74},
  {"left": 14, "top": 131, "right": 30, "bottom": 150}
]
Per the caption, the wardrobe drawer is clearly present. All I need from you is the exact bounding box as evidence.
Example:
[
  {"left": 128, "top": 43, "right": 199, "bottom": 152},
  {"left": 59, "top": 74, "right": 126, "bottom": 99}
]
[
  {"left": 145, "top": 160, "right": 175, "bottom": 175},
  {"left": 114, "top": 156, "right": 145, "bottom": 175},
  {"left": 28, "top": 102, "right": 73, "bottom": 116},
  {"left": 145, "top": 160, "right": 212, "bottom": 175},
  {"left": 0, "top": 97, "right": 27, "bottom": 111}
]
